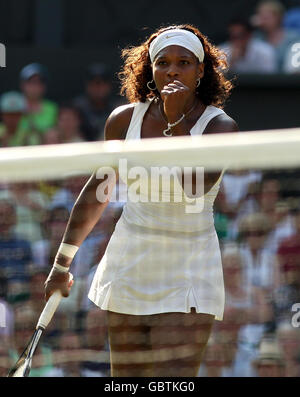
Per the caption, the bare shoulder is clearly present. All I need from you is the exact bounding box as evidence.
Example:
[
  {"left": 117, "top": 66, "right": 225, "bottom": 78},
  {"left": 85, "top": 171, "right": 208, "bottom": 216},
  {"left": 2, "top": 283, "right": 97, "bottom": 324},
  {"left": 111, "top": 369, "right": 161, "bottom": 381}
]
[
  {"left": 204, "top": 112, "right": 239, "bottom": 135},
  {"left": 104, "top": 103, "right": 135, "bottom": 141}
]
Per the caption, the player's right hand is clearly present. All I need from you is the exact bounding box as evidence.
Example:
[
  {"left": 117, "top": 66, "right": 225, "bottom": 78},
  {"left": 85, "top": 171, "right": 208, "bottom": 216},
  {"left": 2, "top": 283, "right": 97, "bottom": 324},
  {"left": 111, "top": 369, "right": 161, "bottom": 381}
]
[
  {"left": 44, "top": 269, "right": 74, "bottom": 301},
  {"left": 161, "top": 79, "right": 190, "bottom": 122}
]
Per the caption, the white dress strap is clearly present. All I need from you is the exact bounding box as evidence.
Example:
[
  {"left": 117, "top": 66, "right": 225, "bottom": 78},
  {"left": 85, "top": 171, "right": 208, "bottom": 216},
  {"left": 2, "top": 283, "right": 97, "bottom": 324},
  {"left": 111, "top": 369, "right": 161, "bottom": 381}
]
[
  {"left": 125, "top": 101, "right": 151, "bottom": 140},
  {"left": 190, "top": 106, "right": 225, "bottom": 136}
]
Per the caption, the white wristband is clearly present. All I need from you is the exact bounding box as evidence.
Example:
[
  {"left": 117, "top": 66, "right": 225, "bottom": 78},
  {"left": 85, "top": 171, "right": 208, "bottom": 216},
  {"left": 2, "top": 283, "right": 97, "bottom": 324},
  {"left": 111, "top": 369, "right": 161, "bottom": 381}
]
[
  {"left": 57, "top": 243, "right": 79, "bottom": 259},
  {"left": 52, "top": 243, "right": 78, "bottom": 273},
  {"left": 53, "top": 262, "right": 70, "bottom": 273}
]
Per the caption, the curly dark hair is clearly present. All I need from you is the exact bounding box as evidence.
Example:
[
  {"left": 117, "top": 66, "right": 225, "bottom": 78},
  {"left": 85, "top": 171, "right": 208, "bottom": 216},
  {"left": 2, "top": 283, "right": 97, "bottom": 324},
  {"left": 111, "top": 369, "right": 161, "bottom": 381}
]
[{"left": 119, "top": 24, "right": 233, "bottom": 108}]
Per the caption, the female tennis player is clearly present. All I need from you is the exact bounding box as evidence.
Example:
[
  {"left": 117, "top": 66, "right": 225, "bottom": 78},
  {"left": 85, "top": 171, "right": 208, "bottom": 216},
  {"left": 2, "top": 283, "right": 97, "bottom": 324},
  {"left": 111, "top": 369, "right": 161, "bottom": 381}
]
[{"left": 44, "top": 24, "right": 239, "bottom": 377}]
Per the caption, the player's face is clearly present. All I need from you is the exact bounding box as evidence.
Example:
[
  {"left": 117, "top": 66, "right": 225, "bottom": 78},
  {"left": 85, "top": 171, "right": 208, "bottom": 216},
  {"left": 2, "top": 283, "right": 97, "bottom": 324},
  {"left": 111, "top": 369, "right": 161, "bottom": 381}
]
[{"left": 152, "top": 45, "right": 204, "bottom": 93}]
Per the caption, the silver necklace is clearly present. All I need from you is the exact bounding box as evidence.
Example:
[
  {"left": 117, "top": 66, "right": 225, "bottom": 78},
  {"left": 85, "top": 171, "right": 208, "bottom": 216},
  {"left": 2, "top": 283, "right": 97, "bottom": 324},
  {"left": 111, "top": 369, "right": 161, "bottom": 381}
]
[{"left": 159, "top": 100, "right": 198, "bottom": 137}]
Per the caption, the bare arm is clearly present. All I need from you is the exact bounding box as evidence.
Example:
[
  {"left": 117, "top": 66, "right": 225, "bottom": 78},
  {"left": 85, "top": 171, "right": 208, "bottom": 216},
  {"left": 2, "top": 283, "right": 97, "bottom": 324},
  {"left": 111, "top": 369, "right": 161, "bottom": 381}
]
[
  {"left": 202, "top": 114, "right": 239, "bottom": 194},
  {"left": 44, "top": 104, "right": 134, "bottom": 299},
  {"left": 58, "top": 106, "right": 134, "bottom": 264},
  {"left": 56, "top": 172, "right": 110, "bottom": 266}
]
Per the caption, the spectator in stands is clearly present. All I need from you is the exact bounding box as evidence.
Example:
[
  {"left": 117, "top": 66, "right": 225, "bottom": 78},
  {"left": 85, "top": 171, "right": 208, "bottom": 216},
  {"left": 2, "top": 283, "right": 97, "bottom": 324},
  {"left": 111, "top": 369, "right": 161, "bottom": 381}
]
[
  {"left": 19, "top": 63, "right": 58, "bottom": 142},
  {"left": 276, "top": 320, "right": 300, "bottom": 377},
  {"left": 277, "top": 209, "right": 300, "bottom": 277},
  {"left": 221, "top": 171, "right": 262, "bottom": 216},
  {"left": 73, "top": 63, "right": 116, "bottom": 141},
  {"left": 251, "top": 0, "right": 300, "bottom": 71},
  {"left": 42, "top": 127, "right": 60, "bottom": 145},
  {"left": 219, "top": 170, "right": 262, "bottom": 240},
  {"left": 238, "top": 212, "right": 280, "bottom": 289},
  {"left": 258, "top": 178, "right": 296, "bottom": 254},
  {"left": 0, "top": 199, "right": 33, "bottom": 304},
  {"left": 252, "top": 335, "right": 285, "bottom": 376},
  {"left": 0, "top": 183, "right": 49, "bottom": 244},
  {"left": 259, "top": 178, "right": 282, "bottom": 224},
  {"left": 0, "top": 91, "right": 32, "bottom": 146},
  {"left": 43, "top": 104, "right": 85, "bottom": 144},
  {"left": 272, "top": 209, "right": 300, "bottom": 322},
  {"left": 219, "top": 18, "right": 277, "bottom": 74},
  {"left": 215, "top": 243, "right": 273, "bottom": 376}
]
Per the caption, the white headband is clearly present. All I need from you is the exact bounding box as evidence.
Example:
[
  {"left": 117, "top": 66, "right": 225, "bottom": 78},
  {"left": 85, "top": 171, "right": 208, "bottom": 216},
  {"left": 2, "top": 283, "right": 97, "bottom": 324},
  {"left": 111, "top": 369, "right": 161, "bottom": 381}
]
[{"left": 149, "top": 29, "right": 205, "bottom": 63}]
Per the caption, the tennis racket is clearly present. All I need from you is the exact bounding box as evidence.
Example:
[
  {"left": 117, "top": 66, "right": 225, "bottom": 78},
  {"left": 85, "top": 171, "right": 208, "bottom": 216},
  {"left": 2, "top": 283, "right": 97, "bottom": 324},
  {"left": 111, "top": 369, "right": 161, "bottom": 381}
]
[{"left": 7, "top": 276, "right": 71, "bottom": 377}]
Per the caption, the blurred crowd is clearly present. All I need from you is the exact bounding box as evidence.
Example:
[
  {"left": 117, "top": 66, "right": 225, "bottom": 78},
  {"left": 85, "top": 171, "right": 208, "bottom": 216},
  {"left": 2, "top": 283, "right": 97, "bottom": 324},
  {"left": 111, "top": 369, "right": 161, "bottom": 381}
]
[
  {"left": 219, "top": 0, "right": 300, "bottom": 74},
  {"left": 200, "top": 172, "right": 300, "bottom": 376},
  {"left": 0, "top": 60, "right": 121, "bottom": 148},
  {"left": 0, "top": 0, "right": 300, "bottom": 378},
  {"left": 0, "top": 57, "right": 124, "bottom": 375}
]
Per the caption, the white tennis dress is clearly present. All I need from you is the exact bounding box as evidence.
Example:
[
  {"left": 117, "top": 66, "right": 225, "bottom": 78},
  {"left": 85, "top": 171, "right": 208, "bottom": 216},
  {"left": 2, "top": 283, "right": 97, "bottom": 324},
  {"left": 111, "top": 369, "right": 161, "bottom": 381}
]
[{"left": 88, "top": 101, "right": 226, "bottom": 320}]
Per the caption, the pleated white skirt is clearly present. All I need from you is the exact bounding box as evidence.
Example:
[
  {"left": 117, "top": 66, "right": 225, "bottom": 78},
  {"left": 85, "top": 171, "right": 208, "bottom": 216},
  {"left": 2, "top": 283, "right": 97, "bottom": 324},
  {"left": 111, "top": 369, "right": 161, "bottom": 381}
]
[{"left": 88, "top": 216, "right": 224, "bottom": 320}]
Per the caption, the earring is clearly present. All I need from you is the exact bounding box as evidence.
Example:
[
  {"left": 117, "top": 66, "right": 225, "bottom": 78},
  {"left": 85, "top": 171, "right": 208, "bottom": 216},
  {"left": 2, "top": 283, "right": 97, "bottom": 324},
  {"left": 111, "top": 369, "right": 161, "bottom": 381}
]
[
  {"left": 196, "top": 78, "right": 201, "bottom": 88},
  {"left": 147, "top": 79, "right": 157, "bottom": 91}
]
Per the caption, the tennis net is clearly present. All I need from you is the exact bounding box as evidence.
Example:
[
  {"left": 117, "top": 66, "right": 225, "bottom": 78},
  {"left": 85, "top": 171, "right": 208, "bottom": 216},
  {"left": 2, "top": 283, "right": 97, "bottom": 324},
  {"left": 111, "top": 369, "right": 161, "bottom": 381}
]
[{"left": 0, "top": 128, "right": 300, "bottom": 377}]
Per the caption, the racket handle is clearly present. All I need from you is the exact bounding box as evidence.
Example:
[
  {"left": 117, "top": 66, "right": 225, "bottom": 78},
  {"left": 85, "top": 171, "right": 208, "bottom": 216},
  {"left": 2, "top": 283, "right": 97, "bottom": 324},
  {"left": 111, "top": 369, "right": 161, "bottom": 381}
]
[
  {"left": 37, "top": 273, "right": 73, "bottom": 329},
  {"left": 37, "top": 290, "right": 62, "bottom": 329}
]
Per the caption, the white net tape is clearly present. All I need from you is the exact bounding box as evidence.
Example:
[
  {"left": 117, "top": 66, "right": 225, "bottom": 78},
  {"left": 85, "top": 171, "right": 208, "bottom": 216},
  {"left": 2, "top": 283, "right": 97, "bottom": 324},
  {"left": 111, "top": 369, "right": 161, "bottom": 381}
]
[{"left": 0, "top": 128, "right": 300, "bottom": 182}]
